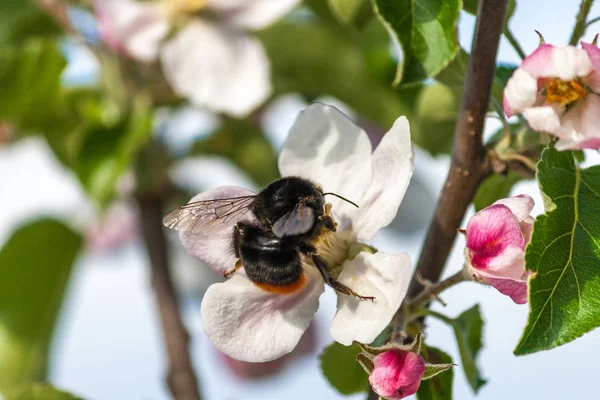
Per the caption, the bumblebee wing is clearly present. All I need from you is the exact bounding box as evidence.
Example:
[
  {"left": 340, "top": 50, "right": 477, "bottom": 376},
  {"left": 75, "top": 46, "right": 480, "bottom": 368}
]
[
  {"left": 272, "top": 203, "right": 315, "bottom": 238},
  {"left": 163, "top": 195, "right": 256, "bottom": 234}
]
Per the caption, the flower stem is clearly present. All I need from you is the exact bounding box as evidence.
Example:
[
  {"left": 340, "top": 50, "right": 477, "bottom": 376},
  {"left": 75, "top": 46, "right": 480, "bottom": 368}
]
[
  {"left": 137, "top": 193, "right": 202, "bottom": 400},
  {"left": 500, "top": 152, "right": 538, "bottom": 173},
  {"left": 504, "top": 28, "right": 526, "bottom": 59},
  {"left": 586, "top": 16, "right": 600, "bottom": 29},
  {"left": 408, "top": 270, "right": 468, "bottom": 311},
  {"left": 411, "top": 308, "right": 455, "bottom": 325},
  {"left": 392, "top": 0, "right": 507, "bottom": 332},
  {"left": 569, "top": 0, "right": 595, "bottom": 45}
]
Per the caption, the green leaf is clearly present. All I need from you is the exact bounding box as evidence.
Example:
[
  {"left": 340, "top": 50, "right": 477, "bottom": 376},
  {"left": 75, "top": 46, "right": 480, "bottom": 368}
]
[
  {"left": 515, "top": 146, "right": 600, "bottom": 354},
  {"left": 74, "top": 96, "right": 154, "bottom": 207},
  {"left": 417, "top": 346, "right": 454, "bottom": 400},
  {"left": 0, "top": 0, "right": 62, "bottom": 44},
  {"left": 0, "top": 220, "right": 82, "bottom": 392},
  {"left": 5, "top": 383, "right": 84, "bottom": 400},
  {"left": 0, "top": 40, "right": 66, "bottom": 122},
  {"left": 423, "top": 363, "right": 454, "bottom": 380},
  {"left": 435, "top": 49, "right": 517, "bottom": 110},
  {"left": 474, "top": 171, "right": 524, "bottom": 211},
  {"left": 320, "top": 342, "right": 370, "bottom": 395},
  {"left": 413, "top": 83, "right": 459, "bottom": 155},
  {"left": 258, "top": 21, "right": 416, "bottom": 128},
  {"left": 327, "top": 0, "right": 372, "bottom": 26},
  {"left": 372, "top": 0, "right": 461, "bottom": 86},
  {"left": 453, "top": 305, "right": 486, "bottom": 392},
  {"left": 435, "top": 49, "right": 468, "bottom": 93}
]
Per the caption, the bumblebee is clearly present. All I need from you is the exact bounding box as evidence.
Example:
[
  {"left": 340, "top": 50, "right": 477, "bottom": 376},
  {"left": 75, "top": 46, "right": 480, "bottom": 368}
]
[{"left": 163, "top": 176, "right": 374, "bottom": 300}]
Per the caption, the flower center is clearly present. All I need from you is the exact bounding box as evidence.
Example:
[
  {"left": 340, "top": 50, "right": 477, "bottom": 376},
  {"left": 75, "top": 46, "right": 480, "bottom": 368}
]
[
  {"left": 544, "top": 78, "right": 587, "bottom": 106},
  {"left": 316, "top": 230, "right": 352, "bottom": 277},
  {"left": 168, "top": 0, "right": 206, "bottom": 15}
]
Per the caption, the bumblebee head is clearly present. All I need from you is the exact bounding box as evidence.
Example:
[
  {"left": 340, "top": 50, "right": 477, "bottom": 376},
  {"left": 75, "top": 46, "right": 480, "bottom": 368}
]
[{"left": 253, "top": 176, "right": 324, "bottom": 228}]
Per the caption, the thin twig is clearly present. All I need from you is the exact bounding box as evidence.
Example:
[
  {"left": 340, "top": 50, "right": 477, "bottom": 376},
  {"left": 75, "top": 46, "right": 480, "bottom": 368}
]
[
  {"left": 500, "top": 152, "right": 537, "bottom": 173},
  {"left": 390, "top": 0, "right": 508, "bottom": 340},
  {"left": 137, "top": 194, "right": 202, "bottom": 400},
  {"left": 569, "top": 0, "right": 595, "bottom": 45},
  {"left": 504, "top": 28, "right": 526, "bottom": 59},
  {"left": 586, "top": 16, "right": 600, "bottom": 29},
  {"left": 409, "top": 270, "right": 468, "bottom": 311}
]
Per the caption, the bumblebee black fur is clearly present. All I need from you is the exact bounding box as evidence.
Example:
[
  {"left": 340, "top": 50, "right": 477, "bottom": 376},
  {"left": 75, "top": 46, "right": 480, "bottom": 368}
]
[
  {"left": 231, "top": 177, "right": 326, "bottom": 288},
  {"left": 230, "top": 177, "right": 373, "bottom": 300}
]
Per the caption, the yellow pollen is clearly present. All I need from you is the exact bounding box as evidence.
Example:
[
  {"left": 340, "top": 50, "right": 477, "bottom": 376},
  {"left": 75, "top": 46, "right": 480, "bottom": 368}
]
[
  {"left": 168, "top": 0, "right": 207, "bottom": 15},
  {"left": 545, "top": 78, "right": 587, "bottom": 106}
]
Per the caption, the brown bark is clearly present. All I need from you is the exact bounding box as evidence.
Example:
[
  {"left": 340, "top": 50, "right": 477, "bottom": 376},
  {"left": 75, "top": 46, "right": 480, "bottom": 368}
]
[{"left": 138, "top": 194, "right": 202, "bottom": 400}]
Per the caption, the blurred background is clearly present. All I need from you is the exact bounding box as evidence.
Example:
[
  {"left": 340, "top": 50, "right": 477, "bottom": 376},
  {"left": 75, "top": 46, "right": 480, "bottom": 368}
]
[{"left": 1, "top": 0, "right": 600, "bottom": 399}]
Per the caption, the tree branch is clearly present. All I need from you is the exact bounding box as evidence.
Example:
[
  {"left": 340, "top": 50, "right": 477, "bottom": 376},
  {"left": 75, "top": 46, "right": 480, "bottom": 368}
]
[
  {"left": 137, "top": 194, "right": 202, "bottom": 400},
  {"left": 569, "top": 0, "right": 595, "bottom": 45},
  {"left": 391, "top": 0, "right": 508, "bottom": 337}
]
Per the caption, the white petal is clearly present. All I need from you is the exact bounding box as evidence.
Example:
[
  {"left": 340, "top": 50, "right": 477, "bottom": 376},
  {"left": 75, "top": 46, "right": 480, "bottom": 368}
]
[
  {"left": 352, "top": 116, "right": 414, "bottom": 241},
  {"left": 179, "top": 186, "right": 256, "bottom": 276},
  {"left": 503, "top": 68, "right": 538, "bottom": 116},
  {"left": 523, "top": 102, "right": 565, "bottom": 133},
  {"left": 329, "top": 252, "right": 411, "bottom": 346},
  {"left": 520, "top": 45, "right": 592, "bottom": 80},
  {"left": 493, "top": 194, "right": 534, "bottom": 222},
  {"left": 555, "top": 95, "right": 600, "bottom": 150},
  {"left": 550, "top": 46, "right": 593, "bottom": 81},
  {"left": 160, "top": 21, "right": 271, "bottom": 117},
  {"left": 207, "top": 0, "right": 301, "bottom": 30},
  {"left": 200, "top": 267, "right": 324, "bottom": 362},
  {"left": 95, "top": 0, "right": 168, "bottom": 62},
  {"left": 278, "top": 103, "right": 373, "bottom": 227}
]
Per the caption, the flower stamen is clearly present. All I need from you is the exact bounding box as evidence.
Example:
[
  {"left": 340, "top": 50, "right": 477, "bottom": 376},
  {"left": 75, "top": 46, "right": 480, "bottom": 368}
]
[
  {"left": 545, "top": 78, "right": 587, "bottom": 105},
  {"left": 168, "top": 0, "right": 207, "bottom": 16}
]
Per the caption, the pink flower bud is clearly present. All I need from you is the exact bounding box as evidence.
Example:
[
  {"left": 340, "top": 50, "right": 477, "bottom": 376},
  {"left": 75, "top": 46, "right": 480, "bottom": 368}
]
[
  {"left": 465, "top": 195, "right": 535, "bottom": 304},
  {"left": 368, "top": 350, "right": 425, "bottom": 399}
]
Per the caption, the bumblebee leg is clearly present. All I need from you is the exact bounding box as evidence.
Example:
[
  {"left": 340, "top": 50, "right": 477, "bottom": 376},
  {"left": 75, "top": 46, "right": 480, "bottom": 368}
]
[
  {"left": 311, "top": 254, "right": 375, "bottom": 302},
  {"left": 224, "top": 259, "right": 243, "bottom": 279}
]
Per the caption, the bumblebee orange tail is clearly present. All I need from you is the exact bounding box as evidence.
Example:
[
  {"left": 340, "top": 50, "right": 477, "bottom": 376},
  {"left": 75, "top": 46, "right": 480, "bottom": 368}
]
[{"left": 253, "top": 274, "right": 307, "bottom": 294}]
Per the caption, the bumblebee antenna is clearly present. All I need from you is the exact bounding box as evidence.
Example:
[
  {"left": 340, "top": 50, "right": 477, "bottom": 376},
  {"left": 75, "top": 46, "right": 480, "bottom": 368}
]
[{"left": 322, "top": 192, "right": 359, "bottom": 208}]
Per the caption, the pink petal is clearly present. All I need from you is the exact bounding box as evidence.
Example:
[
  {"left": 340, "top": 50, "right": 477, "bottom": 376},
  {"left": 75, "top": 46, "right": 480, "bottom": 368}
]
[
  {"left": 582, "top": 42, "right": 600, "bottom": 69},
  {"left": 200, "top": 267, "right": 324, "bottom": 362},
  {"left": 369, "top": 350, "right": 425, "bottom": 399},
  {"left": 207, "top": 0, "right": 301, "bottom": 30},
  {"left": 555, "top": 94, "right": 600, "bottom": 150},
  {"left": 521, "top": 216, "right": 535, "bottom": 245},
  {"left": 179, "top": 186, "right": 256, "bottom": 276},
  {"left": 466, "top": 204, "right": 525, "bottom": 270},
  {"left": 483, "top": 276, "right": 529, "bottom": 304},
  {"left": 94, "top": 0, "right": 168, "bottom": 62},
  {"left": 522, "top": 45, "right": 592, "bottom": 80},
  {"left": 520, "top": 44, "right": 555, "bottom": 78},
  {"left": 581, "top": 42, "right": 600, "bottom": 92},
  {"left": 351, "top": 116, "right": 414, "bottom": 241},
  {"left": 493, "top": 194, "right": 535, "bottom": 222},
  {"left": 475, "top": 246, "right": 525, "bottom": 279}
]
